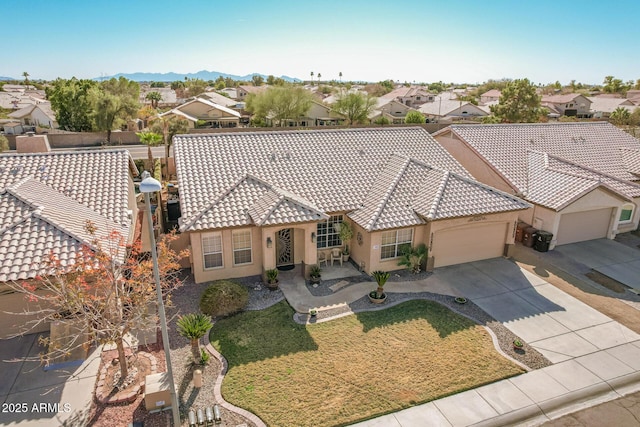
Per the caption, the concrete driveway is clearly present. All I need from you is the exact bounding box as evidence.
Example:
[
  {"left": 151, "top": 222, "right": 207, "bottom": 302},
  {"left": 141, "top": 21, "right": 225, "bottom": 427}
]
[
  {"left": 0, "top": 333, "right": 100, "bottom": 426},
  {"left": 430, "top": 258, "right": 640, "bottom": 363},
  {"left": 541, "top": 238, "right": 640, "bottom": 290}
]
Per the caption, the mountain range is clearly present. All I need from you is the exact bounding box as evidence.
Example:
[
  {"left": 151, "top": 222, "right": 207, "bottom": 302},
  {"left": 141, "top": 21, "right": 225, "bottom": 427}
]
[{"left": 95, "top": 70, "right": 300, "bottom": 83}]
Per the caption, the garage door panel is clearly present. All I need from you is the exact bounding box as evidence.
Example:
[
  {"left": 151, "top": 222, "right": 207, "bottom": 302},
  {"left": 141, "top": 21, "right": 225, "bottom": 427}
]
[
  {"left": 433, "top": 222, "right": 508, "bottom": 268},
  {"left": 556, "top": 208, "right": 612, "bottom": 246}
]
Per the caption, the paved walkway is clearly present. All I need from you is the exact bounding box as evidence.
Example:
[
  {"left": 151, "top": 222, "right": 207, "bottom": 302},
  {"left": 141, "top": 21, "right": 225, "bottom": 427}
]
[{"left": 278, "top": 258, "right": 640, "bottom": 426}]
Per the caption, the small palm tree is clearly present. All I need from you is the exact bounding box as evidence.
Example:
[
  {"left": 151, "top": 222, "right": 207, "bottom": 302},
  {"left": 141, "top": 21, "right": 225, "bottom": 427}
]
[
  {"left": 22, "top": 71, "right": 30, "bottom": 87},
  {"left": 317, "top": 73, "right": 322, "bottom": 83},
  {"left": 136, "top": 131, "right": 163, "bottom": 171},
  {"left": 371, "top": 270, "right": 390, "bottom": 299},
  {"left": 310, "top": 71, "right": 314, "bottom": 85},
  {"left": 145, "top": 91, "right": 162, "bottom": 109},
  {"left": 177, "top": 313, "right": 213, "bottom": 361},
  {"left": 339, "top": 71, "right": 342, "bottom": 83}
]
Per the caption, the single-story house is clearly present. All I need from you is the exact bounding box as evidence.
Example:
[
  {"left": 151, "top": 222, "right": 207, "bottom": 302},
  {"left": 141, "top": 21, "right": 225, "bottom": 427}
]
[
  {"left": 588, "top": 96, "right": 637, "bottom": 119},
  {"left": 0, "top": 136, "right": 139, "bottom": 338},
  {"left": 274, "top": 100, "right": 346, "bottom": 127},
  {"left": 8, "top": 102, "right": 58, "bottom": 129},
  {"left": 369, "top": 99, "right": 419, "bottom": 124},
  {"left": 435, "top": 122, "right": 640, "bottom": 249},
  {"left": 480, "top": 89, "right": 501, "bottom": 104},
  {"left": 236, "top": 85, "right": 268, "bottom": 101},
  {"left": 173, "top": 127, "right": 530, "bottom": 284},
  {"left": 419, "top": 99, "right": 487, "bottom": 122},
  {"left": 159, "top": 97, "right": 241, "bottom": 128}
]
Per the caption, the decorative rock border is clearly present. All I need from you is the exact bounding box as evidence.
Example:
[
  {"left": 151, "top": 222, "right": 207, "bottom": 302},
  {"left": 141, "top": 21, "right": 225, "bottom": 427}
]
[
  {"left": 95, "top": 351, "right": 157, "bottom": 405},
  {"left": 203, "top": 331, "right": 267, "bottom": 427}
]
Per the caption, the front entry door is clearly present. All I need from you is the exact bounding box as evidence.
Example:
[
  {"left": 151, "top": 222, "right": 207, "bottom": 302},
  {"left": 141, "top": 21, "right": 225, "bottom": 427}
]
[{"left": 276, "top": 228, "right": 294, "bottom": 267}]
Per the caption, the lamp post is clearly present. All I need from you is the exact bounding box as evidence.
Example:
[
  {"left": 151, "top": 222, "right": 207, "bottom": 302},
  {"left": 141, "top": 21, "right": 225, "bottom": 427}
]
[{"left": 140, "top": 170, "right": 180, "bottom": 427}]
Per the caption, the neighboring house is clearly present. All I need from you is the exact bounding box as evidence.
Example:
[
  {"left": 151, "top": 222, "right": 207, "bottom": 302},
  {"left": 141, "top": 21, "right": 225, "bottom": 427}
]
[
  {"left": 219, "top": 88, "right": 237, "bottom": 99},
  {"left": 0, "top": 136, "right": 139, "bottom": 338},
  {"left": 140, "top": 87, "right": 178, "bottom": 106},
  {"left": 541, "top": 94, "right": 592, "bottom": 118},
  {"left": 480, "top": 89, "right": 501, "bottom": 104},
  {"left": 236, "top": 85, "right": 268, "bottom": 101},
  {"left": 159, "top": 97, "right": 241, "bottom": 128},
  {"left": 435, "top": 122, "right": 640, "bottom": 250},
  {"left": 419, "top": 99, "right": 487, "bottom": 122},
  {"left": 380, "top": 86, "right": 435, "bottom": 108},
  {"left": 369, "top": 99, "right": 418, "bottom": 124},
  {"left": 588, "top": 96, "right": 636, "bottom": 119},
  {"left": 8, "top": 102, "right": 58, "bottom": 129},
  {"left": 199, "top": 91, "right": 239, "bottom": 108},
  {"left": 173, "top": 127, "right": 529, "bottom": 284},
  {"left": 274, "top": 100, "right": 345, "bottom": 127}
]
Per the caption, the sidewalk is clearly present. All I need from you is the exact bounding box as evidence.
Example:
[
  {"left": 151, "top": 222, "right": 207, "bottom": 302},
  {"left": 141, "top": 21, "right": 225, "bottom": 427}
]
[{"left": 277, "top": 259, "right": 640, "bottom": 426}]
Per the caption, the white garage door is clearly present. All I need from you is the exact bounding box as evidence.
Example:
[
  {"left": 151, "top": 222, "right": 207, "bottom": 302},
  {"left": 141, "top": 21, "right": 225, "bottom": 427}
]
[
  {"left": 433, "top": 222, "right": 508, "bottom": 268},
  {"left": 556, "top": 208, "right": 613, "bottom": 245}
]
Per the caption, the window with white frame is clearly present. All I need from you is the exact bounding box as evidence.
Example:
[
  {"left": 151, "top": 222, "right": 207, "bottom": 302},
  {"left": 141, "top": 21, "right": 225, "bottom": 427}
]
[
  {"left": 232, "top": 230, "right": 252, "bottom": 265},
  {"left": 316, "top": 215, "right": 343, "bottom": 249},
  {"left": 619, "top": 204, "right": 634, "bottom": 223},
  {"left": 202, "top": 233, "right": 223, "bottom": 269},
  {"left": 380, "top": 228, "right": 413, "bottom": 259}
]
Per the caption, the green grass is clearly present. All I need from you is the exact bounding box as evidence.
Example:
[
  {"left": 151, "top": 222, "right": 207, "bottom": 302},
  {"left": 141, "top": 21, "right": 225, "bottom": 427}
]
[{"left": 210, "top": 300, "right": 524, "bottom": 427}]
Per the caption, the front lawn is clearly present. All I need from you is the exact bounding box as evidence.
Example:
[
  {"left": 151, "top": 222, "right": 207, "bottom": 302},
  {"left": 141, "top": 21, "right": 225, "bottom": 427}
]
[{"left": 210, "top": 300, "right": 524, "bottom": 427}]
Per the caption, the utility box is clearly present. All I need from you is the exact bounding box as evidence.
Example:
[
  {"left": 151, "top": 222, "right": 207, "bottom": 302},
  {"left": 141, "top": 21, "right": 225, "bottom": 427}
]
[
  {"left": 522, "top": 227, "right": 538, "bottom": 248},
  {"left": 145, "top": 372, "right": 171, "bottom": 411},
  {"left": 534, "top": 231, "right": 553, "bottom": 253}
]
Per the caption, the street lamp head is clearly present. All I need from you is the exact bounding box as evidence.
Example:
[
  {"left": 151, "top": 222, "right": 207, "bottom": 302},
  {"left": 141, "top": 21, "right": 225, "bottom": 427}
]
[{"left": 139, "top": 170, "right": 162, "bottom": 193}]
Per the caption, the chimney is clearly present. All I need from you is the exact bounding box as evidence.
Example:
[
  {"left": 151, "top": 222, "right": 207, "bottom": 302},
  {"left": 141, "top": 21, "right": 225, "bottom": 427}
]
[{"left": 16, "top": 134, "right": 51, "bottom": 154}]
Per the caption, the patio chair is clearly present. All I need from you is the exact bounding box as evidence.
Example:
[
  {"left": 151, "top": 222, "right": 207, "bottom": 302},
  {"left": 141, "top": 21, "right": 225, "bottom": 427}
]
[
  {"left": 318, "top": 251, "right": 328, "bottom": 267},
  {"left": 331, "top": 248, "right": 343, "bottom": 266}
]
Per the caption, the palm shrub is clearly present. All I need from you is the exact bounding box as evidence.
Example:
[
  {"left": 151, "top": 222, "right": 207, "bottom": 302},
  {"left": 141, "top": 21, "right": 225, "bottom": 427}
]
[
  {"left": 371, "top": 270, "right": 390, "bottom": 299},
  {"left": 199, "top": 280, "right": 249, "bottom": 318},
  {"left": 177, "top": 313, "right": 213, "bottom": 361},
  {"left": 398, "top": 244, "right": 428, "bottom": 274}
]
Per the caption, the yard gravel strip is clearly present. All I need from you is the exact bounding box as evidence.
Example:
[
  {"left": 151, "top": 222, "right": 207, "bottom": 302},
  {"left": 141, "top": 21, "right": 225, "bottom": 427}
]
[{"left": 165, "top": 274, "right": 283, "bottom": 426}]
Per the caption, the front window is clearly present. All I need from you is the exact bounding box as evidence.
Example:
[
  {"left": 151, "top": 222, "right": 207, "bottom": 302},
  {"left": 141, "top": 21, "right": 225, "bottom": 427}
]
[
  {"left": 380, "top": 228, "right": 413, "bottom": 260},
  {"left": 317, "top": 215, "right": 343, "bottom": 249},
  {"left": 620, "top": 204, "right": 634, "bottom": 223},
  {"left": 202, "top": 233, "right": 223, "bottom": 269},
  {"left": 232, "top": 230, "right": 252, "bottom": 265}
]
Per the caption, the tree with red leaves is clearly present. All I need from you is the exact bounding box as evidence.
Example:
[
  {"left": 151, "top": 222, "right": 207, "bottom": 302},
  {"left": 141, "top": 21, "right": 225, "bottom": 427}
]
[{"left": 9, "top": 220, "right": 187, "bottom": 380}]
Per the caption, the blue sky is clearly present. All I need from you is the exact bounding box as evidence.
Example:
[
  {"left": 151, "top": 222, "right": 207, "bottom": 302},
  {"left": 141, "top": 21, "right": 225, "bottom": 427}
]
[{"left": 6, "top": 0, "right": 640, "bottom": 85}]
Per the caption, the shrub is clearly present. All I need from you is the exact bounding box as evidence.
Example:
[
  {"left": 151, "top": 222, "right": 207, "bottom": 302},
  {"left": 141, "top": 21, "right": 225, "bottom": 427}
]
[
  {"left": 199, "top": 280, "right": 249, "bottom": 318},
  {"left": 397, "top": 244, "right": 428, "bottom": 274}
]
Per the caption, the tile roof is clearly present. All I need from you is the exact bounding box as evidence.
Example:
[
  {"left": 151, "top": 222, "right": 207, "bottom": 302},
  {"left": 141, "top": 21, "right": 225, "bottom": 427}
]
[
  {"left": 174, "top": 127, "right": 527, "bottom": 232},
  {"left": 348, "top": 155, "right": 530, "bottom": 231},
  {"left": 441, "top": 122, "right": 640, "bottom": 209},
  {"left": 444, "top": 122, "right": 640, "bottom": 190},
  {"left": 541, "top": 94, "right": 589, "bottom": 104},
  {"left": 587, "top": 97, "right": 636, "bottom": 114},
  {"left": 0, "top": 150, "right": 135, "bottom": 282}
]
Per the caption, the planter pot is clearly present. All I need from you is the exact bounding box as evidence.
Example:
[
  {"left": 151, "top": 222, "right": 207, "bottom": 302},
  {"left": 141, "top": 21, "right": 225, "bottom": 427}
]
[
  {"left": 513, "top": 345, "right": 524, "bottom": 351},
  {"left": 342, "top": 254, "right": 349, "bottom": 262},
  {"left": 368, "top": 292, "right": 387, "bottom": 304},
  {"left": 310, "top": 276, "right": 321, "bottom": 285},
  {"left": 454, "top": 297, "right": 467, "bottom": 304},
  {"left": 266, "top": 279, "right": 279, "bottom": 290}
]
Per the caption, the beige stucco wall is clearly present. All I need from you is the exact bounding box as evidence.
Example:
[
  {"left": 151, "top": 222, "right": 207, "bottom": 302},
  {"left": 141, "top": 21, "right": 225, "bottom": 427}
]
[
  {"left": 0, "top": 284, "right": 51, "bottom": 339},
  {"left": 190, "top": 222, "right": 320, "bottom": 284},
  {"left": 190, "top": 226, "right": 264, "bottom": 284},
  {"left": 435, "top": 133, "right": 515, "bottom": 194},
  {"left": 527, "top": 188, "right": 633, "bottom": 249}
]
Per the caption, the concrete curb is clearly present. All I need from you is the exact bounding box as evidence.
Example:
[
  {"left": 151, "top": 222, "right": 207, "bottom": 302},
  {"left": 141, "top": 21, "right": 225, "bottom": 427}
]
[{"left": 203, "top": 330, "right": 267, "bottom": 427}]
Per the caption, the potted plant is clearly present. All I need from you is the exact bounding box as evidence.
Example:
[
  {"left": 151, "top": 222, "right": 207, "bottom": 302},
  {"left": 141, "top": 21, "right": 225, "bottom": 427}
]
[
  {"left": 513, "top": 339, "right": 524, "bottom": 351},
  {"left": 309, "top": 264, "right": 321, "bottom": 284},
  {"left": 368, "top": 270, "right": 390, "bottom": 304},
  {"left": 454, "top": 296, "right": 468, "bottom": 304},
  {"left": 265, "top": 268, "right": 279, "bottom": 290},
  {"left": 337, "top": 222, "right": 353, "bottom": 262},
  {"left": 309, "top": 308, "right": 317, "bottom": 317}
]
